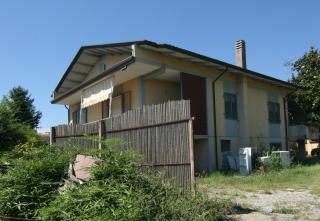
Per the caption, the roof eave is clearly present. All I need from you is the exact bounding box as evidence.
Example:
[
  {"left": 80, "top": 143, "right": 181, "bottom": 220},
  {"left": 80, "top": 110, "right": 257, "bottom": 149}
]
[
  {"left": 140, "top": 42, "right": 294, "bottom": 89},
  {"left": 53, "top": 40, "right": 149, "bottom": 94},
  {"left": 51, "top": 56, "right": 135, "bottom": 104}
]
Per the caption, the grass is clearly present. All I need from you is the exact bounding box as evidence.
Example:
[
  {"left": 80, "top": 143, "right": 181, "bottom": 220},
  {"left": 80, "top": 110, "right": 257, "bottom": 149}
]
[
  {"left": 198, "top": 160, "right": 320, "bottom": 195},
  {"left": 272, "top": 207, "right": 295, "bottom": 214}
]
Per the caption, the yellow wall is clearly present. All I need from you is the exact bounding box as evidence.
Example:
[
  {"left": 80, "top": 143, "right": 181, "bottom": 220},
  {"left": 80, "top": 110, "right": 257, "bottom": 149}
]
[
  {"left": 212, "top": 73, "right": 288, "bottom": 168},
  {"left": 84, "top": 54, "right": 129, "bottom": 82},
  {"left": 194, "top": 139, "right": 208, "bottom": 173},
  {"left": 247, "top": 87, "right": 269, "bottom": 146},
  {"left": 247, "top": 78, "right": 287, "bottom": 151},
  {"left": 144, "top": 79, "right": 180, "bottom": 105},
  {"left": 122, "top": 78, "right": 140, "bottom": 109}
]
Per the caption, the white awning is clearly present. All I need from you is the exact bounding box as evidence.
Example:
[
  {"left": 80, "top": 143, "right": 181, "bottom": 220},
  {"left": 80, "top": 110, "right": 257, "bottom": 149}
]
[{"left": 81, "top": 77, "right": 113, "bottom": 109}]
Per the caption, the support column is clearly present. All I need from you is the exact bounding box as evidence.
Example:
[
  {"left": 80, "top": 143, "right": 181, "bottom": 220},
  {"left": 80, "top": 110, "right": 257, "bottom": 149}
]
[
  {"left": 50, "top": 127, "right": 56, "bottom": 145},
  {"left": 237, "top": 76, "right": 249, "bottom": 147},
  {"left": 138, "top": 77, "right": 145, "bottom": 107},
  {"left": 98, "top": 120, "right": 105, "bottom": 150},
  {"left": 206, "top": 77, "right": 215, "bottom": 172}
]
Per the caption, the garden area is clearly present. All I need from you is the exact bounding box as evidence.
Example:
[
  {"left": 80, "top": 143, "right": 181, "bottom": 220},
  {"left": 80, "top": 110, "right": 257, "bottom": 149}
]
[{"left": 198, "top": 159, "right": 320, "bottom": 220}]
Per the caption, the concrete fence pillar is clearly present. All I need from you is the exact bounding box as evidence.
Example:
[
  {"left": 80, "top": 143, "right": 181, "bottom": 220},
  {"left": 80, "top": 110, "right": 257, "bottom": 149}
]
[
  {"left": 50, "top": 127, "right": 56, "bottom": 145},
  {"left": 98, "top": 120, "right": 105, "bottom": 149}
]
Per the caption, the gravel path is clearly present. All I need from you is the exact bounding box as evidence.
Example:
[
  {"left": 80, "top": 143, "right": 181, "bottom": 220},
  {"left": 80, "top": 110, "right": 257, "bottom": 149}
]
[{"left": 205, "top": 187, "right": 320, "bottom": 221}]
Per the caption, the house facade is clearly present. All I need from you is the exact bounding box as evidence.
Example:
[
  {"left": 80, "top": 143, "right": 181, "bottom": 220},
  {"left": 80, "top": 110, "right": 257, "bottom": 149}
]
[{"left": 51, "top": 40, "right": 294, "bottom": 172}]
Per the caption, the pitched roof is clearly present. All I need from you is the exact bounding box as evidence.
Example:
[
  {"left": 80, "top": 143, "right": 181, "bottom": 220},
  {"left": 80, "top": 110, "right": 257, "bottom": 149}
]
[{"left": 52, "top": 40, "right": 294, "bottom": 103}]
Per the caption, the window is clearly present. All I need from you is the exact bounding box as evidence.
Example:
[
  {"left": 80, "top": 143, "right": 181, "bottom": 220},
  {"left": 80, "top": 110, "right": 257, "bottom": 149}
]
[
  {"left": 221, "top": 140, "right": 231, "bottom": 152},
  {"left": 111, "top": 95, "right": 123, "bottom": 116},
  {"left": 80, "top": 109, "right": 87, "bottom": 124},
  {"left": 102, "top": 92, "right": 131, "bottom": 118},
  {"left": 268, "top": 101, "right": 280, "bottom": 124},
  {"left": 122, "top": 91, "right": 131, "bottom": 112},
  {"left": 224, "top": 93, "right": 237, "bottom": 120},
  {"left": 72, "top": 109, "right": 80, "bottom": 124},
  {"left": 269, "top": 142, "right": 282, "bottom": 151},
  {"left": 98, "top": 63, "right": 107, "bottom": 74},
  {"left": 102, "top": 99, "right": 110, "bottom": 119}
]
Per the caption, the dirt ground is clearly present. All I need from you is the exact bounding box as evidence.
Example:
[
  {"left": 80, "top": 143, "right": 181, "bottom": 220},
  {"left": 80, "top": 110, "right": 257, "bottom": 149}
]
[{"left": 206, "top": 188, "right": 320, "bottom": 221}]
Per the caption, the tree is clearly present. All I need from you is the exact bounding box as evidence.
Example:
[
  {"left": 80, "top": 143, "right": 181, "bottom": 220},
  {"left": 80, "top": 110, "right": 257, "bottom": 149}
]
[
  {"left": 6, "top": 86, "right": 42, "bottom": 129},
  {"left": 289, "top": 47, "right": 320, "bottom": 125},
  {"left": 0, "top": 97, "right": 34, "bottom": 151}
]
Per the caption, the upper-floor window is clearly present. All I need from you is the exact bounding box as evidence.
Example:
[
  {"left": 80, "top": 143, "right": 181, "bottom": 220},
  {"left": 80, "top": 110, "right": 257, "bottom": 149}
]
[
  {"left": 224, "top": 93, "right": 238, "bottom": 120},
  {"left": 268, "top": 101, "right": 280, "bottom": 124},
  {"left": 102, "top": 91, "right": 131, "bottom": 119},
  {"left": 72, "top": 109, "right": 80, "bottom": 124},
  {"left": 72, "top": 108, "right": 87, "bottom": 124},
  {"left": 98, "top": 63, "right": 107, "bottom": 74},
  {"left": 80, "top": 108, "right": 87, "bottom": 124}
]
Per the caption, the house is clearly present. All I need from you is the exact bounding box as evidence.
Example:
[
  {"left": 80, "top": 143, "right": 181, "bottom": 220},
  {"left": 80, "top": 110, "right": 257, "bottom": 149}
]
[{"left": 51, "top": 40, "right": 294, "bottom": 172}]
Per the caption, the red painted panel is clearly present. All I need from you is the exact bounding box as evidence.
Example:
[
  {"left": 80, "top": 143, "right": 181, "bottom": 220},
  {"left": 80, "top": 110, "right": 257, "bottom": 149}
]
[{"left": 181, "top": 73, "right": 207, "bottom": 135}]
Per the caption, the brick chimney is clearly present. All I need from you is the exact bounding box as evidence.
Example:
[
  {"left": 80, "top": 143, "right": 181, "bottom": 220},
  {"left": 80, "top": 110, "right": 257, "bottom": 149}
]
[{"left": 236, "top": 40, "right": 247, "bottom": 69}]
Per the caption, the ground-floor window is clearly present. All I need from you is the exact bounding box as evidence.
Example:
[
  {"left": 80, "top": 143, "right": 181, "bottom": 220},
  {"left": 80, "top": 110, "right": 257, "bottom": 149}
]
[{"left": 221, "top": 140, "right": 231, "bottom": 152}]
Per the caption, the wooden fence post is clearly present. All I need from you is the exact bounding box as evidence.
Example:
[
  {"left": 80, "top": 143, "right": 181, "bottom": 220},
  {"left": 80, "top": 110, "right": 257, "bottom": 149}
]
[
  {"left": 98, "top": 120, "right": 105, "bottom": 149},
  {"left": 188, "top": 118, "right": 196, "bottom": 192},
  {"left": 50, "top": 127, "right": 56, "bottom": 145}
]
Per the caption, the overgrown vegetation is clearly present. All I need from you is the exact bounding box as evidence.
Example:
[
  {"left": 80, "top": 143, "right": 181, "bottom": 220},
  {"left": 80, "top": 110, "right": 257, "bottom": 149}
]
[
  {"left": 0, "top": 142, "right": 70, "bottom": 218},
  {"left": 267, "top": 153, "right": 283, "bottom": 171},
  {"left": 0, "top": 139, "right": 232, "bottom": 220},
  {"left": 198, "top": 159, "right": 320, "bottom": 195}
]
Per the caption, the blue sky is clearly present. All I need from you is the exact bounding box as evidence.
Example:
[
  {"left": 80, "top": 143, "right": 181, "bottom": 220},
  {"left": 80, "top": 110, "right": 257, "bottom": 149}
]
[{"left": 0, "top": 0, "right": 319, "bottom": 130}]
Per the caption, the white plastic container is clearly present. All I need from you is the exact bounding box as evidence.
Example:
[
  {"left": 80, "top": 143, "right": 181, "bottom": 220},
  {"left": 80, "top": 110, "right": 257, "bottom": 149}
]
[{"left": 239, "top": 147, "right": 252, "bottom": 176}]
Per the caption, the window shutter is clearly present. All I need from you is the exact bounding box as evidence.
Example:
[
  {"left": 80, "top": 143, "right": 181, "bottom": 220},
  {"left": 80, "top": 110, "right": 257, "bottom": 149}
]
[
  {"left": 224, "top": 93, "right": 237, "bottom": 120},
  {"left": 102, "top": 99, "right": 110, "bottom": 119},
  {"left": 268, "top": 101, "right": 280, "bottom": 124}
]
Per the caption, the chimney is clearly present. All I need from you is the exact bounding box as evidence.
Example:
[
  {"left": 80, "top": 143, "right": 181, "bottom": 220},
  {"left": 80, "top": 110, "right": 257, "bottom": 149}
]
[{"left": 236, "top": 40, "right": 247, "bottom": 69}]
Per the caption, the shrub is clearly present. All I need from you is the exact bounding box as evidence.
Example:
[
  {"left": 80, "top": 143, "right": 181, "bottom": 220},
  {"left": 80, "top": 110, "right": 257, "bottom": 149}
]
[
  {"left": 267, "top": 153, "right": 283, "bottom": 171},
  {"left": 0, "top": 139, "right": 232, "bottom": 220},
  {"left": 0, "top": 144, "right": 70, "bottom": 218},
  {"left": 39, "top": 141, "right": 232, "bottom": 221}
]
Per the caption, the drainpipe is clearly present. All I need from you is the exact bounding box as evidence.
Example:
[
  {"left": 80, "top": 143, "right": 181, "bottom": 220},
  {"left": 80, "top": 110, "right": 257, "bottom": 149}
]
[
  {"left": 283, "top": 89, "right": 296, "bottom": 151},
  {"left": 212, "top": 67, "right": 228, "bottom": 169},
  {"left": 64, "top": 105, "right": 70, "bottom": 124},
  {"left": 283, "top": 97, "right": 289, "bottom": 150}
]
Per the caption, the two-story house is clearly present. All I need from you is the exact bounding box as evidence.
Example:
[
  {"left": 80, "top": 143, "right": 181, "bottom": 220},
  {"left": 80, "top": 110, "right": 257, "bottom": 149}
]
[{"left": 51, "top": 40, "right": 294, "bottom": 172}]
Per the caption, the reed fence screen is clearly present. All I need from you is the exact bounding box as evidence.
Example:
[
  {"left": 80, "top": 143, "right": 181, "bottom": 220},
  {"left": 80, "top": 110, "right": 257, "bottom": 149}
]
[{"left": 51, "top": 100, "right": 195, "bottom": 190}]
